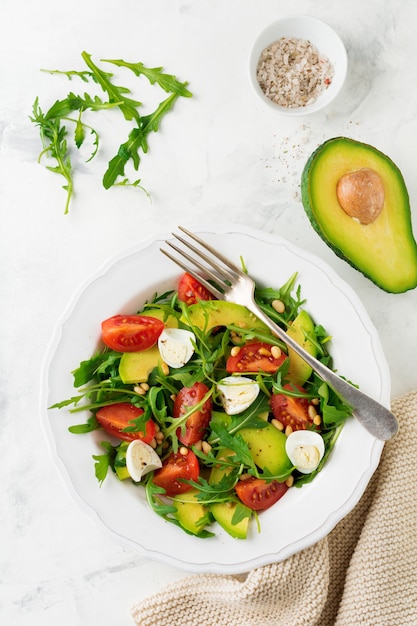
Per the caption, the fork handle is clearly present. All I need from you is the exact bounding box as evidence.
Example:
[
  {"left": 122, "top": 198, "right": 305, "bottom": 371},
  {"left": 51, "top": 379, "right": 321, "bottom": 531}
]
[{"left": 245, "top": 300, "right": 398, "bottom": 441}]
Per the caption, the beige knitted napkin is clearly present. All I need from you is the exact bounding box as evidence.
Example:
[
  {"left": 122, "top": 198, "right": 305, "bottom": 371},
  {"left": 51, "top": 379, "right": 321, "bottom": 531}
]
[{"left": 132, "top": 390, "right": 417, "bottom": 626}]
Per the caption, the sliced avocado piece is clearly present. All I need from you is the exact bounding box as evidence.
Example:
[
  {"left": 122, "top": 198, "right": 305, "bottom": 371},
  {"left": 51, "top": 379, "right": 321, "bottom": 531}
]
[
  {"left": 208, "top": 447, "right": 235, "bottom": 485},
  {"left": 286, "top": 310, "right": 317, "bottom": 385},
  {"left": 119, "top": 309, "right": 178, "bottom": 383},
  {"left": 182, "top": 300, "right": 270, "bottom": 333},
  {"left": 173, "top": 488, "right": 209, "bottom": 535},
  {"left": 301, "top": 137, "right": 417, "bottom": 293},
  {"left": 208, "top": 448, "right": 250, "bottom": 539},
  {"left": 239, "top": 423, "right": 292, "bottom": 478},
  {"left": 119, "top": 345, "right": 160, "bottom": 384},
  {"left": 114, "top": 442, "right": 130, "bottom": 480},
  {"left": 141, "top": 308, "right": 179, "bottom": 328},
  {"left": 210, "top": 502, "right": 249, "bottom": 539}
]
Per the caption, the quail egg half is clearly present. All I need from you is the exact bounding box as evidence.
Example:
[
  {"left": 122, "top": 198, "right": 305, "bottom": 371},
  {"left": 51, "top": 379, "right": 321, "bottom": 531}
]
[
  {"left": 285, "top": 430, "right": 325, "bottom": 474},
  {"left": 217, "top": 376, "right": 260, "bottom": 415},
  {"left": 158, "top": 328, "right": 195, "bottom": 368},
  {"left": 126, "top": 440, "right": 162, "bottom": 482}
]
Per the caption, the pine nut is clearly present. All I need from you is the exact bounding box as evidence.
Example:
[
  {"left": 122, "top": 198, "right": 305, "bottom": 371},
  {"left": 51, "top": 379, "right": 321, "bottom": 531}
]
[
  {"left": 140, "top": 382, "right": 150, "bottom": 391},
  {"left": 271, "top": 418, "right": 284, "bottom": 431},
  {"left": 308, "top": 405, "right": 317, "bottom": 419},
  {"left": 312, "top": 397, "right": 320, "bottom": 405},
  {"left": 285, "top": 475, "right": 294, "bottom": 487},
  {"left": 161, "top": 361, "right": 169, "bottom": 376},
  {"left": 179, "top": 446, "right": 188, "bottom": 456},
  {"left": 193, "top": 440, "right": 203, "bottom": 451},
  {"left": 149, "top": 438, "right": 157, "bottom": 449},
  {"left": 258, "top": 347, "right": 271, "bottom": 356},
  {"left": 230, "top": 346, "right": 241, "bottom": 357},
  {"left": 271, "top": 345, "right": 282, "bottom": 359},
  {"left": 133, "top": 385, "right": 146, "bottom": 395},
  {"left": 285, "top": 424, "right": 293, "bottom": 436},
  {"left": 202, "top": 441, "right": 212, "bottom": 454},
  {"left": 272, "top": 299, "right": 285, "bottom": 314},
  {"left": 313, "top": 415, "right": 322, "bottom": 426}
]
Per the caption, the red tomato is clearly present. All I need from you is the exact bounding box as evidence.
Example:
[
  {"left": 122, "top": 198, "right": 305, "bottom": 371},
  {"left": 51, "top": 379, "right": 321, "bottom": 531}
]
[
  {"left": 177, "top": 272, "right": 214, "bottom": 305},
  {"left": 101, "top": 314, "right": 164, "bottom": 352},
  {"left": 173, "top": 382, "right": 212, "bottom": 446},
  {"left": 235, "top": 477, "right": 289, "bottom": 511},
  {"left": 153, "top": 450, "right": 200, "bottom": 496},
  {"left": 270, "top": 384, "right": 315, "bottom": 431},
  {"left": 96, "top": 403, "right": 156, "bottom": 443},
  {"left": 226, "top": 342, "right": 287, "bottom": 374}
]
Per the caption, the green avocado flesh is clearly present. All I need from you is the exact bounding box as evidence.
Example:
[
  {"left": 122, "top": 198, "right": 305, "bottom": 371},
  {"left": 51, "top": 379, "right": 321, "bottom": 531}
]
[
  {"left": 301, "top": 137, "right": 417, "bottom": 293},
  {"left": 209, "top": 449, "right": 250, "bottom": 539},
  {"left": 286, "top": 310, "right": 317, "bottom": 385},
  {"left": 183, "top": 300, "right": 270, "bottom": 333},
  {"left": 239, "top": 424, "right": 292, "bottom": 478},
  {"left": 119, "top": 309, "right": 178, "bottom": 383},
  {"left": 173, "top": 488, "right": 209, "bottom": 535}
]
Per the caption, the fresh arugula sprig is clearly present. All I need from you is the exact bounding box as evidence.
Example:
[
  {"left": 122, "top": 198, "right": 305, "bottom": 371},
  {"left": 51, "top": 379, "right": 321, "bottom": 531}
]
[
  {"left": 31, "top": 51, "right": 192, "bottom": 212},
  {"left": 145, "top": 479, "right": 215, "bottom": 538}
]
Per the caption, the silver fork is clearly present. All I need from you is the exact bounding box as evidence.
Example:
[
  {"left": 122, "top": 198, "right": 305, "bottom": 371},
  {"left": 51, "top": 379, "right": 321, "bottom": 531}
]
[{"left": 161, "top": 226, "right": 398, "bottom": 441}]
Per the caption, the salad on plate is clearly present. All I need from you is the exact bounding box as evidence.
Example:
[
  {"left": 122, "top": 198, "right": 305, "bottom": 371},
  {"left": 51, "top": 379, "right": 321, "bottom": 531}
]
[{"left": 51, "top": 268, "right": 352, "bottom": 539}]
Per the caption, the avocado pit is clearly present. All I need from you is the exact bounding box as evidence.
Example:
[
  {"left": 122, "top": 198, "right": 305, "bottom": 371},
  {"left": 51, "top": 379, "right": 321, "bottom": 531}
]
[{"left": 336, "top": 167, "right": 385, "bottom": 225}]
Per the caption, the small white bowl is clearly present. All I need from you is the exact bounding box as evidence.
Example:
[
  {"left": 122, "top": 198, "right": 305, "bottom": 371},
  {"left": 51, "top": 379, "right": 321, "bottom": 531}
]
[{"left": 249, "top": 15, "right": 348, "bottom": 116}]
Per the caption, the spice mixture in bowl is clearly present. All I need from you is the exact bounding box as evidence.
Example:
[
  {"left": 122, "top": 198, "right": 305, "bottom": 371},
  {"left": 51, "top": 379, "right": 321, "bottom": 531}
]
[{"left": 249, "top": 15, "right": 348, "bottom": 116}]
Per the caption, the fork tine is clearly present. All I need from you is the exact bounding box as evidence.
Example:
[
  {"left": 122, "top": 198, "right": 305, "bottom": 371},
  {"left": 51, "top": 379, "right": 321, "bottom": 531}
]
[
  {"left": 171, "top": 233, "right": 236, "bottom": 286},
  {"left": 177, "top": 226, "right": 246, "bottom": 278},
  {"left": 167, "top": 239, "right": 228, "bottom": 287},
  {"left": 160, "top": 247, "right": 224, "bottom": 300}
]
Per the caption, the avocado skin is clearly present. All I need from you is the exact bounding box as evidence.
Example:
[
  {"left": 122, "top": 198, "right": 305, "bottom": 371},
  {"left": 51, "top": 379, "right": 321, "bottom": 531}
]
[{"left": 301, "top": 137, "right": 417, "bottom": 293}]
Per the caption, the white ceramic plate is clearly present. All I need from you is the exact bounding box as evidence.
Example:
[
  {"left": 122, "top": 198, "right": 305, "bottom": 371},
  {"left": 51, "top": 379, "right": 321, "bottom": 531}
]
[{"left": 41, "top": 224, "right": 389, "bottom": 574}]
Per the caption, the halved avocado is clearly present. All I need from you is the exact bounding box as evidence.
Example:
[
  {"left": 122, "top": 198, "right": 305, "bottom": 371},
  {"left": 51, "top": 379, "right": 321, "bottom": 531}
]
[{"left": 301, "top": 137, "right": 417, "bottom": 293}]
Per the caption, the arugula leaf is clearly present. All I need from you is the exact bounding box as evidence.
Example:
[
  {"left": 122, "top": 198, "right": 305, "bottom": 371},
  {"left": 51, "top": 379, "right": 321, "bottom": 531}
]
[
  {"left": 31, "top": 53, "right": 192, "bottom": 212},
  {"left": 210, "top": 424, "right": 259, "bottom": 475},
  {"left": 72, "top": 350, "right": 121, "bottom": 387},
  {"left": 68, "top": 414, "right": 99, "bottom": 434},
  {"left": 231, "top": 502, "right": 253, "bottom": 526},
  {"left": 102, "top": 91, "right": 182, "bottom": 189},
  {"left": 81, "top": 52, "right": 142, "bottom": 122},
  {"left": 93, "top": 441, "right": 116, "bottom": 485},
  {"left": 102, "top": 59, "right": 192, "bottom": 97}
]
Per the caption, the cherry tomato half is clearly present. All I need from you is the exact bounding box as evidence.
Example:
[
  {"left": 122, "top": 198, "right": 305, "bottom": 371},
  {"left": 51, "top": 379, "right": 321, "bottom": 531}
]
[
  {"left": 235, "top": 476, "right": 289, "bottom": 511},
  {"left": 177, "top": 272, "right": 214, "bottom": 305},
  {"left": 96, "top": 402, "right": 156, "bottom": 443},
  {"left": 152, "top": 450, "right": 200, "bottom": 496},
  {"left": 173, "top": 382, "right": 212, "bottom": 446},
  {"left": 101, "top": 314, "right": 164, "bottom": 353},
  {"left": 226, "top": 342, "right": 287, "bottom": 374},
  {"left": 270, "top": 384, "right": 315, "bottom": 431}
]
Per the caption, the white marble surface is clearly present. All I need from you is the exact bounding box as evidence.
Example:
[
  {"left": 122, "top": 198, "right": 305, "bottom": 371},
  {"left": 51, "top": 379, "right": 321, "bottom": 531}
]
[{"left": 2, "top": 0, "right": 417, "bottom": 623}]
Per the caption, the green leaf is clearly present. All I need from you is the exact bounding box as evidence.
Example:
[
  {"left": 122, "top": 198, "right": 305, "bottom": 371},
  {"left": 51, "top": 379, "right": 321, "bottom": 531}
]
[
  {"left": 231, "top": 502, "right": 252, "bottom": 526},
  {"left": 81, "top": 51, "right": 142, "bottom": 122},
  {"left": 93, "top": 441, "right": 115, "bottom": 485},
  {"left": 102, "top": 59, "right": 192, "bottom": 97},
  {"left": 68, "top": 414, "right": 99, "bottom": 434}
]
